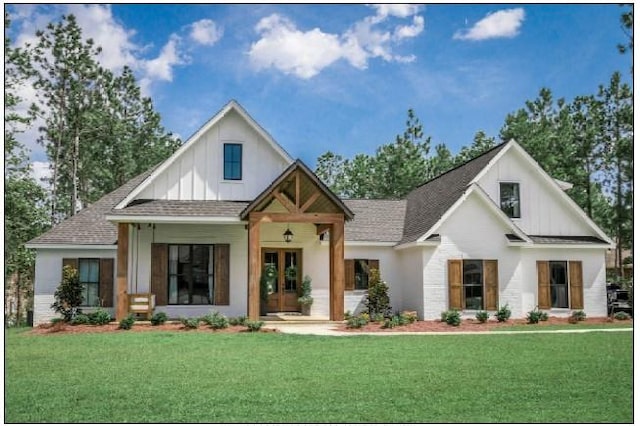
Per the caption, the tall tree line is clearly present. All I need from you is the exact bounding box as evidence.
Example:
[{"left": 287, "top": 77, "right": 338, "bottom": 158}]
[
  {"left": 4, "top": 13, "right": 180, "bottom": 323},
  {"left": 316, "top": 79, "right": 632, "bottom": 276}
]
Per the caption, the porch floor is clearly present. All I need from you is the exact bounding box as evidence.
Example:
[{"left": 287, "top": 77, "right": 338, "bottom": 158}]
[{"left": 260, "top": 312, "right": 334, "bottom": 323}]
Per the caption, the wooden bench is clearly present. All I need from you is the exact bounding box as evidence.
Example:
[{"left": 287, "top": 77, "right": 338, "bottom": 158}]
[{"left": 128, "top": 293, "right": 156, "bottom": 320}]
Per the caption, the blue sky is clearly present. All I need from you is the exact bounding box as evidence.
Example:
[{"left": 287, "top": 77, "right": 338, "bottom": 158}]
[{"left": 7, "top": 3, "right": 632, "bottom": 174}]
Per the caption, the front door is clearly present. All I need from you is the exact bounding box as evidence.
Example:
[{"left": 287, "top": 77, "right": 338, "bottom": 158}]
[{"left": 262, "top": 248, "right": 302, "bottom": 312}]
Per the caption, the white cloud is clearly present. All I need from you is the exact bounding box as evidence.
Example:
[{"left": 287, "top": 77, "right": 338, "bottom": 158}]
[
  {"left": 190, "top": 19, "right": 223, "bottom": 46},
  {"left": 144, "top": 34, "right": 186, "bottom": 82},
  {"left": 31, "top": 161, "right": 52, "bottom": 188},
  {"left": 454, "top": 8, "right": 525, "bottom": 41},
  {"left": 248, "top": 5, "right": 424, "bottom": 79}
]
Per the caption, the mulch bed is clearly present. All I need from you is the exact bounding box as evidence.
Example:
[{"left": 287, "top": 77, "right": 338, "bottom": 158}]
[
  {"left": 30, "top": 322, "right": 279, "bottom": 335},
  {"left": 336, "top": 316, "right": 632, "bottom": 333}
]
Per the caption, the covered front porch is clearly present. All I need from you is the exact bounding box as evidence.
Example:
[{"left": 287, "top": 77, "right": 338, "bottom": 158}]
[{"left": 110, "top": 160, "right": 353, "bottom": 322}]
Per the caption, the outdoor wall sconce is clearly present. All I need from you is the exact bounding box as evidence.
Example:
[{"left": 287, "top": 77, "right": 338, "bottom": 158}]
[{"left": 283, "top": 226, "right": 294, "bottom": 243}]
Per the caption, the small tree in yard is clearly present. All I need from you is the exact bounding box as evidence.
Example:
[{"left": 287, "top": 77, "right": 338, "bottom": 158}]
[
  {"left": 51, "top": 265, "right": 84, "bottom": 321},
  {"left": 365, "top": 269, "right": 391, "bottom": 319}
]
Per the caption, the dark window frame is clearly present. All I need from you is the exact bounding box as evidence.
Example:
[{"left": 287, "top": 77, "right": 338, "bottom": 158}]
[
  {"left": 354, "top": 259, "right": 371, "bottom": 290},
  {"left": 500, "top": 182, "right": 521, "bottom": 219},
  {"left": 223, "top": 143, "right": 243, "bottom": 181},
  {"left": 168, "top": 244, "right": 215, "bottom": 305},
  {"left": 78, "top": 258, "right": 100, "bottom": 307},
  {"left": 463, "top": 259, "right": 484, "bottom": 310},
  {"left": 549, "top": 260, "right": 569, "bottom": 308}
]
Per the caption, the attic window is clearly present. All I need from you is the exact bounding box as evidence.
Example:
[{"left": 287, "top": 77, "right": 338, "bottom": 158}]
[
  {"left": 223, "top": 143, "right": 242, "bottom": 180},
  {"left": 500, "top": 182, "right": 520, "bottom": 218}
]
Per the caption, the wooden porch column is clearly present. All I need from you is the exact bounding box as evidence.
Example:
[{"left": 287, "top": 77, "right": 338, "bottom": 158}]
[
  {"left": 116, "top": 223, "right": 129, "bottom": 321},
  {"left": 329, "top": 219, "right": 345, "bottom": 321},
  {"left": 247, "top": 217, "right": 261, "bottom": 320}
]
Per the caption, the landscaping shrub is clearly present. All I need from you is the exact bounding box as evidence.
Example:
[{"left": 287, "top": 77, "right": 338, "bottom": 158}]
[
  {"left": 382, "top": 316, "right": 401, "bottom": 329},
  {"left": 373, "top": 313, "right": 385, "bottom": 323},
  {"left": 71, "top": 314, "right": 90, "bottom": 325},
  {"left": 346, "top": 313, "right": 368, "bottom": 329},
  {"left": 88, "top": 309, "right": 112, "bottom": 325},
  {"left": 401, "top": 311, "right": 418, "bottom": 323},
  {"left": 526, "top": 308, "right": 545, "bottom": 324},
  {"left": 118, "top": 314, "right": 135, "bottom": 330},
  {"left": 229, "top": 315, "right": 247, "bottom": 326},
  {"left": 344, "top": 311, "right": 352, "bottom": 320},
  {"left": 614, "top": 311, "right": 631, "bottom": 320},
  {"left": 245, "top": 320, "right": 264, "bottom": 332},
  {"left": 364, "top": 269, "right": 391, "bottom": 319},
  {"left": 50, "top": 317, "right": 64, "bottom": 325},
  {"left": 180, "top": 317, "right": 200, "bottom": 329},
  {"left": 51, "top": 265, "right": 84, "bottom": 322},
  {"left": 476, "top": 311, "right": 489, "bottom": 323},
  {"left": 495, "top": 304, "right": 512, "bottom": 322},
  {"left": 201, "top": 311, "right": 229, "bottom": 329},
  {"left": 150, "top": 312, "right": 168, "bottom": 326},
  {"left": 571, "top": 310, "right": 587, "bottom": 321},
  {"left": 441, "top": 309, "right": 461, "bottom": 326},
  {"left": 540, "top": 311, "right": 549, "bottom": 321}
]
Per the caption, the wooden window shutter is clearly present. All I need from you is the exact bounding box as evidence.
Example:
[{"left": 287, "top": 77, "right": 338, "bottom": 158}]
[
  {"left": 483, "top": 260, "right": 498, "bottom": 311},
  {"left": 569, "top": 261, "right": 584, "bottom": 309},
  {"left": 151, "top": 243, "right": 168, "bottom": 306},
  {"left": 344, "top": 259, "right": 355, "bottom": 291},
  {"left": 99, "top": 258, "right": 114, "bottom": 307},
  {"left": 62, "top": 258, "right": 78, "bottom": 277},
  {"left": 214, "top": 244, "right": 230, "bottom": 305},
  {"left": 448, "top": 259, "right": 463, "bottom": 310},
  {"left": 537, "top": 261, "right": 551, "bottom": 309}
]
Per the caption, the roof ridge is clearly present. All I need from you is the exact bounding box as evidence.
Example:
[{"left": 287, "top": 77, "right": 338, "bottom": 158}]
[{"left": 413, "top": 140, "right": 508, "bottom": 191}]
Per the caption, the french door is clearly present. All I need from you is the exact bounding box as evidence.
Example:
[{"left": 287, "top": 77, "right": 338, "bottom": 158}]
[{"left": 262, "top": 248, "right": 302, "bottom": 312}]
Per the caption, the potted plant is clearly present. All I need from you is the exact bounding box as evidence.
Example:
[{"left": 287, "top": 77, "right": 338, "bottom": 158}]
[
  {"left": 298, "top": 275, "right": 313, "bottom": 316},
  {"left": 260, "top": 264, "right": 277, "bottom": 316}
]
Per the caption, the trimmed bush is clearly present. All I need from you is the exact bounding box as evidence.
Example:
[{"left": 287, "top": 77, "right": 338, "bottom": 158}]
[
  {"left": 475, "top": 311, "right": 489, "bottom": 323},
  {"left": 495, "top": 304, "right": 512, "bottom": 322},
  {"left": 614, "top": 311, "right": 631, "bottom": 320},
  {"left": 364, "top": 269, "right": 391, "bottom": 319},
  {"left": 51, "top": 265, "right": 84, "bottom": 322},
  {"left": 526, "top": 309, "right": 544, "bottom": 324},
  {"left": 346, "top": 313, "right": 368, "bottom": 329},
  {"left": 571, "top": 310, "right": 587, "bottom": 321},
  {"left": 441, "top": 309, "right": 461, "bottom": 326},
  {"left": 540, "top": 311, "right": 549, "bottom": 321},
  {"left": 180, "top": 317, "right": 200, "bottom": 329},
  {"left": 201, "top": 311, "right": 229, "bottom": 329},
  {"left": 382, "top": 316, "right": 401, "bottom": 329},
  {"left": 229, "top": 316, "right": 248, "bottom": 326},
  {"left": 245, "top": 320, "right": 264, "bottom": 332},
  {"left": 71, "top": 314, "right": 90, "bottom": 325},
  {"left": 150, "top": 312, "right": 168, "bottom": 326},
  {"left": 118, "top": 314, "right": 135, "bottom": 330},
  {"left": 373, "top": 313, "right": 385, "bottom": 323},
  {"left": 88, "top": 309, "right": 112, "bottom": 325},
  {"left": 50, "top": 317, "right": 65, "bottom": 325},
  {"left": 401, "top": 311, "right": 418, "bottom": 324}
]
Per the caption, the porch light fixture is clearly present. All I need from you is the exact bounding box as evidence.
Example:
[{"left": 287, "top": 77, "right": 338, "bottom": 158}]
[{"left": 283, "top": 226, "right": 294, "bottom": 243}]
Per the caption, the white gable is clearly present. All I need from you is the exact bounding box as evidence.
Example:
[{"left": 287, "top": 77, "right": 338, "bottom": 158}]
[
  {"left": 475, "top": 142, "right": 607, "bottom": 239},
  {"left": 120, "top": 101, "right": 292, "bottom": 206}
]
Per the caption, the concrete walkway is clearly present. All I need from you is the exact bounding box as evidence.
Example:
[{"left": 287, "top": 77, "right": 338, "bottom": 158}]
[{"left": 269, "top": 323, "right": 633, "bottom": 336}]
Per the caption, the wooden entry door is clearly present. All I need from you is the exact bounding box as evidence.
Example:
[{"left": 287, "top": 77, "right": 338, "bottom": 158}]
[{"left": 262, "top": 248, "right": 302, "bottom": 312}]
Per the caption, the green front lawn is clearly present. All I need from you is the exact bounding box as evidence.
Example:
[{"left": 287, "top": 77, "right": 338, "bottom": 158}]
[{"left": 5, "top": 328, "right": 632, "bottom": 423}]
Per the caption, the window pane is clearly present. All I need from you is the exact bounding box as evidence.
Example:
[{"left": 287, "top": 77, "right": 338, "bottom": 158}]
[
  {"left": 224, "top": 144, "right": 242, "bottom": 180},
  {"left": 354, "top": 259, "right": 369, "bottom": 290},
  {"left": 87, "top": 283, "right": 99, "bottom": 306},
  {"left": 169, "top": 276, "right": 178, "bottom": 304},
  {"left": 169, "top": 246, "right": 179, "bottom": 274},
  {"left": 550, "top": 261, "right": 568, "bottom": 308},
  {"left": 192, "top": 273, "right": 211, "bottom": 304},
  {"left": 88, "top": 260, "right": 99, "bottom": 283},
  {"left": 79, "top": 261, "right": 90, "bottom": 283},
  {"left": 463, "top": 260, "right": 484, "bottom": 309},
  {"left": 500, "top": 183, "right": 520, "bottom": 218}
]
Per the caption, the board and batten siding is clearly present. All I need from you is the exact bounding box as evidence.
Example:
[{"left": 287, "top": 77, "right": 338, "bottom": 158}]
[
  {"left": 138, "top": 109, "right": 290, "bottom": 201},
  {"left": 476, "top": 147, "right": 594, "bottom": 236},
  {"left": 32, "top": 248, "right": 117, "bottom": 325}
]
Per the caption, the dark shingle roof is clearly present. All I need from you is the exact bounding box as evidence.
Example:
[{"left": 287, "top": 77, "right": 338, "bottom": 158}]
[
  {"left": 399, "top": 143, "right": 506, "bottom": 245},
  {"left": 114, "top": 200, "right": 249, "bottom": 217},
  {"left": 529, "top": 235, "right": 609, "bottom": 245},
  {"left": 343, "top": 199, "right": 407, "bottom": 242},
  {"left": 27, "top": 169, "right": 156, "bottom": 246}
]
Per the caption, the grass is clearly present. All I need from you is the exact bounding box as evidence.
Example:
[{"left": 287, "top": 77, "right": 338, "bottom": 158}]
[
  {"left": 5, "top": 328, "right": 632, "bottom": 423},
  {"left": 500, "top": 322, "right": 633, "bottom": 331}
]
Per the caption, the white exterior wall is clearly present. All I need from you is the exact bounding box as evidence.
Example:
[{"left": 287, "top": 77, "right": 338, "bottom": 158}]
[
  {"left": 33, "top": 248, "right": 116, "bottom": 325},
  {"left": 138, "top": 109, "right": 290, "bottom": 201},
  {"left": 422, "top": 191, "right": 524, "bottom": 319},
  {"left": 477, "top": 148, "right": 593, "bottom": 236},
  {"left": 397, "top": 247, "right": 425, "bottom": 318},
  {"left": 520, "top": 248, "right": 607, "bottom": 317},
  {"left": 343, "top": 246, "right": 401, "bottom": 315}
]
